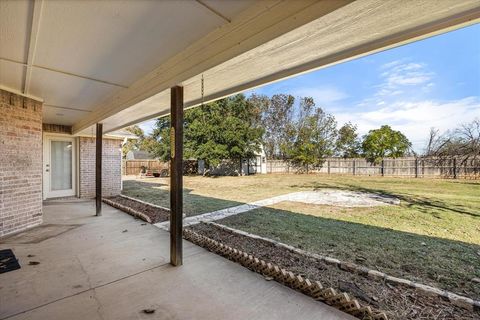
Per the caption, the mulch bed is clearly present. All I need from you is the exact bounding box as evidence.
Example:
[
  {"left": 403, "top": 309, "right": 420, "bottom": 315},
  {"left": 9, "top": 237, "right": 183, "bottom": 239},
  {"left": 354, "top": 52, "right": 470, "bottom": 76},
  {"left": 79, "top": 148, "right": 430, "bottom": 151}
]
[
  {"left": 105, "top": 196, "right": 169, "bottom": 223},
  {"left": 190, "top": 223, "right": 480, "bottom": 320}
]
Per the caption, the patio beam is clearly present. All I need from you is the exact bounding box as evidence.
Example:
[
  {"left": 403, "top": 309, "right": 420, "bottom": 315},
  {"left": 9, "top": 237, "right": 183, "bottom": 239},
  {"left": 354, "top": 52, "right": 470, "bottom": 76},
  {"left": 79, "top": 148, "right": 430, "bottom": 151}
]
[
  {"left": 170, "top": 86, "right": 183, "bottom": 266},
  {"left": 96, "top": 123, "right": 103, "bottom": 216},
  {"left": 23, "top": 0, "right": 44, "bottom": 95},
  {"left": 72, "top": 0, "right": 350, "bottom": 134}
]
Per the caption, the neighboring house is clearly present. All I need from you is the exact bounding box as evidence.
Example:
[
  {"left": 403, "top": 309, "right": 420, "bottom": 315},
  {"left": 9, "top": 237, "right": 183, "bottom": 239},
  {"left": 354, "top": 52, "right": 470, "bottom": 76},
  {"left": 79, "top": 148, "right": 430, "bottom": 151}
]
[
  {"left": 198, "top": 146, "right": 267, "bottom": 176},
  {"left": 126, "top": 150, "right": 154, "bottom": 160}
]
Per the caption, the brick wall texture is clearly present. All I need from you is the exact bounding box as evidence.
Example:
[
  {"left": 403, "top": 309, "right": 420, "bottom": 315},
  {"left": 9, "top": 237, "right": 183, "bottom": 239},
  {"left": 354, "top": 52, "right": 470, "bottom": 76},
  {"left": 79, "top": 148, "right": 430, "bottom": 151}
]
[
  {"left": 79, "top": 137, "right": 122, "bottom": 198},
  {"left": 0, "top": 89, "right": 43, "bottom": 237}
]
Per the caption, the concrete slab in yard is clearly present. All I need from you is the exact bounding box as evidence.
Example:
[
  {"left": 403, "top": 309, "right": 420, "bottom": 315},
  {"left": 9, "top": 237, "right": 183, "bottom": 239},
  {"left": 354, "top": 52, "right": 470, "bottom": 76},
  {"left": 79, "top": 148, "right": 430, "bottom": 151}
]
[{"left": 0, "top": 200, "right": 353, "bottom": 320}]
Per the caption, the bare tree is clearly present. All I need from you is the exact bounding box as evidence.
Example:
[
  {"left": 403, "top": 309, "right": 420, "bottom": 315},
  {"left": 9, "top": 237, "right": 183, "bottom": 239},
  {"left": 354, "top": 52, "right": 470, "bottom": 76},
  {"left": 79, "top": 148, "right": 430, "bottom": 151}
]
[
  {"left": 425, "top": 119, "right": 480, "bottom": 158},
  {"left": 424, "top": 127, "right": 450, "bottom": 157},
  {"left": 423, "top": 119, "right": 480, "bottom": 177}
]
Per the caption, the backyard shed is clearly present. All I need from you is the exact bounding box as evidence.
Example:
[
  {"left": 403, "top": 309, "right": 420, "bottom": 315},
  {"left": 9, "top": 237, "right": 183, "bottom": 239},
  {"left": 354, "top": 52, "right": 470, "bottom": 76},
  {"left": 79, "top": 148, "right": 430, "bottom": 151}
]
[{"left": 125, "top": 150, "right": 154, "bottom": 160}]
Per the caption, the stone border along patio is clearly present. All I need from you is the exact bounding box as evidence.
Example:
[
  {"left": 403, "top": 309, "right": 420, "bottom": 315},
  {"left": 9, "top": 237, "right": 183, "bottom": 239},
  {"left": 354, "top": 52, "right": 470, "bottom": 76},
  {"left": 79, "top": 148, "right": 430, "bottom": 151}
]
[
  {"left": 154, "top": 190, "right": 400, "bottom": 230},
  {"left": 120, "top": 194, "right": 171, "bottom": 211},
  {"left": 103, "top": 194, "right": 183, "bottom": 223},
  {"left": 206, "top": 222, "right": 480, "bottom": 312},
  {"left": 183, "top": 228, "right": 389, "bottom": 320},
  {"left": 103, "top": 197, "right": 153, "bottom": 223},
  {"left": 102, "top": 193, "right": 479, "bottom": 313}
]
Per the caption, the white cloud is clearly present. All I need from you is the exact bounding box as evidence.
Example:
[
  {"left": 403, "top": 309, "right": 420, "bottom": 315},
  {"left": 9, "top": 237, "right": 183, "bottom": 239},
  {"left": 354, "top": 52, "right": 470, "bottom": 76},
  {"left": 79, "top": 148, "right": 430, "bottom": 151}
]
[
  {"left": 376, "top": 61, "right": 434, "bottom": 97},
  {"left": 289, "top": 86, "right": 348, "bottom": 106},
  {"left": 138, "top": 119, "right": 156, "bottom": 135},
  {"left": 335, "top": 97, "right": 480, "bottom": 152},
  {"left": 380, "top": 59, "right": 404, "bottom": 70}
]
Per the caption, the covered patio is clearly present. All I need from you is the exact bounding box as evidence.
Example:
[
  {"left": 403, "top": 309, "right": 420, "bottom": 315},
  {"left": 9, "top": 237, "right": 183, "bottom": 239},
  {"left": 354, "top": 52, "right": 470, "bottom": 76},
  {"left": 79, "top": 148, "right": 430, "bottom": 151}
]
[
  {"left": 0, "top": 200, "right": 352, "bottom": 319},
  {"left": 1, "top": 0, "right": 480, "bottom": 319}
]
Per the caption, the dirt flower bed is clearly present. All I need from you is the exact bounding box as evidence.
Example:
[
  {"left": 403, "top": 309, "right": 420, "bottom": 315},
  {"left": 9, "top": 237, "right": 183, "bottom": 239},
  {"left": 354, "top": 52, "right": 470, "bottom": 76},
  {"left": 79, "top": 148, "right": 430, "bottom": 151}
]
[
  {"left": 190, "top": 223, "right": 480, "bottom": 320},
  {"left": 104, "top": 196, "right": 169, "bottom": 223}
]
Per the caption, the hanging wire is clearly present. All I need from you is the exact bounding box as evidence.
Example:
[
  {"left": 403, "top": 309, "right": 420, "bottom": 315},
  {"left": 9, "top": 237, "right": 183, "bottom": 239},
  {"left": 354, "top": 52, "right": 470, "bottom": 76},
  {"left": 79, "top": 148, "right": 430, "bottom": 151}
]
[{"left": 201, "top": 74, "right": 205, "bottom": 107}]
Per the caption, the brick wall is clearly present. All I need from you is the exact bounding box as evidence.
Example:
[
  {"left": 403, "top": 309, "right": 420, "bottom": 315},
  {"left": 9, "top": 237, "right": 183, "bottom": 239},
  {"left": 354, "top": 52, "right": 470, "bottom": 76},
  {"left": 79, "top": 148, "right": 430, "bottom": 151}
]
[
  {"left": 0, "top": 89, "right": 43, "bottom": 237},
  {"left": 79, "top": 137, "right": 122, "bottom": 198}
]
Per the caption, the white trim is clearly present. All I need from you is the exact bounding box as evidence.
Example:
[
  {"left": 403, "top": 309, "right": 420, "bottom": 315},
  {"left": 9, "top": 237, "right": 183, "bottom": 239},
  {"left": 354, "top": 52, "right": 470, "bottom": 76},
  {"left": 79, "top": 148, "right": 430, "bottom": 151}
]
[
  {"left": 24, "top": 0, "right": 44, "bottom": 95},
  {"left": 76, "top": 137, "right": 80, "bottom": 198},
  {"left": 0, "top": 85, "right": 44, "bottom": 102},
  {"left": 43, "top": 133, "right": 77, "bottom": 199}
]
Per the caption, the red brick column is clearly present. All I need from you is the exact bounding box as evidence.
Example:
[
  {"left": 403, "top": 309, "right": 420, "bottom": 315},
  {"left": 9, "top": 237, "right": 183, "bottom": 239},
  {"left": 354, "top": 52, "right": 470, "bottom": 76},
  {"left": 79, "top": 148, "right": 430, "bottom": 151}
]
[
  {"left": 78, "top": 137, "right": 122, "bottom": 198},
  {"left": 0, "top": 89, "right": 43, "bottom": 237}
]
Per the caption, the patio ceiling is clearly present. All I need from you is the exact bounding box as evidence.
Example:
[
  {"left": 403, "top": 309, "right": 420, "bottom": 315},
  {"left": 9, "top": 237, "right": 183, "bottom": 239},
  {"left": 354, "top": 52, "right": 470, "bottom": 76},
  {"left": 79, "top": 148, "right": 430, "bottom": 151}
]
[{"left": 0, "top": 0, "right": 479, "bottom": 134}]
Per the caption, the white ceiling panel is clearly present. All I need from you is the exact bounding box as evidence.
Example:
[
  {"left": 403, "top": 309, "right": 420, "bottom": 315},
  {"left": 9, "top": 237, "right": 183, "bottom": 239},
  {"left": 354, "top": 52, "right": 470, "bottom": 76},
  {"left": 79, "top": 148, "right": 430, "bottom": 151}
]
[
  {"left": 33, "top": 0, "right": 240, "bottom": 86},
  {"left": 42, "top": 105, "right": 89, "bottom": 126},
  {"left": 1, "top": 0, "right": 478, "bottom": 133},
  {"left": 102, "top": 90, "right": 170, "bottom": 132},
  {"left": 0, "top": 0, "right": 32, "bottom": 62},
  {"left": 97, "top": 0, "right": 480, "bottom": 133},
  {"left": 201, "top": 0, "right": 256, "bottom": 21},
  {"left": 0, "top": 60, "right": 24, "bottom": 92},
  {"left": 29, "top": 67, "right": 123, "bottom": 112}
]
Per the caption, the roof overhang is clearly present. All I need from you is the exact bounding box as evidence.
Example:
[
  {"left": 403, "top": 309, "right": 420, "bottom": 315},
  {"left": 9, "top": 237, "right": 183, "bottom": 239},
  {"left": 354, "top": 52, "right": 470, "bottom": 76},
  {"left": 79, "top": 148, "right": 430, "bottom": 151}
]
[{"left": 1, "top": 0, "right": 479, "bottom": 135}]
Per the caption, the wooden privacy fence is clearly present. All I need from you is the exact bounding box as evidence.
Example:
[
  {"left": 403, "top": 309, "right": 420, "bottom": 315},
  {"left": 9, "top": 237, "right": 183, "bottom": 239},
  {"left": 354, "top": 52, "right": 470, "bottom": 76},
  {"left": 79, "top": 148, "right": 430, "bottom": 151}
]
[
  {"left": 124, "top": 157, "right": 480, "bottom": 179},
  {"left": 122, "top": 159, "right": 198, "bottom": 176},
  {"left": 266, "top": 157, "right": 480, "bottom": 179},
  {"left": 122, "top": 159, "right": 169, "bottom": 176}
]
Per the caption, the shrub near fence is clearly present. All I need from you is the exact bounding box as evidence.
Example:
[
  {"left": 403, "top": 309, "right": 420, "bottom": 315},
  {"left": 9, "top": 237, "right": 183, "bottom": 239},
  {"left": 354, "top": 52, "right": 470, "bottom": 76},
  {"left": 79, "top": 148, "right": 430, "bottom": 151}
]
[{"left": 266, "top": 157, "right": 480, "bottom": 179}]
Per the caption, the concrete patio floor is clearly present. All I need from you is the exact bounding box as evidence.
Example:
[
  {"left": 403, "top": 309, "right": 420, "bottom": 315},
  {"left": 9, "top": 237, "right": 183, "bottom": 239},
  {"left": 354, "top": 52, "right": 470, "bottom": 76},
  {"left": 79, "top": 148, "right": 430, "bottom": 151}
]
[{"left": 0, "top": 200, "right": 353, "bottom": 320}]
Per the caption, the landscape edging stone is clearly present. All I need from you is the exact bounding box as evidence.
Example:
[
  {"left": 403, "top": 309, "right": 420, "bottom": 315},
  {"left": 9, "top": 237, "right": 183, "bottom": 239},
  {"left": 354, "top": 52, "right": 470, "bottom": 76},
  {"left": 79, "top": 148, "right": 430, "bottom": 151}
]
[{"left": 206, "top": 221, "right": 480, "bottom": 312}]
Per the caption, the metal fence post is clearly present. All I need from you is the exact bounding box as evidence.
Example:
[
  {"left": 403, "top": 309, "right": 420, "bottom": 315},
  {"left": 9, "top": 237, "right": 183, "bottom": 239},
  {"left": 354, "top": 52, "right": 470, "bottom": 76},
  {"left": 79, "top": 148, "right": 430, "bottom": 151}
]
[
  {"left": 415, "top": 158, "right": 418, "bottom": 178},
  {"left": 381, "top": 159, "right": 385, "bottom": 177},
  {"left": 353, "top": 159, "right": 356, "bottom": 176},
  {"left": 453, "top": 158, "right": 457, "bottom": 179}
]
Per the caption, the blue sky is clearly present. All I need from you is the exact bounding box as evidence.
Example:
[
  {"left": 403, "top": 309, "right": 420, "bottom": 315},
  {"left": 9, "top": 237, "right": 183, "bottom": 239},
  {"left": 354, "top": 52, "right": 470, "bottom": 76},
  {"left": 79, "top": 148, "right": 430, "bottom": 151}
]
[{"left": 141, "top": 23, "right": 480, "bottom": 153}]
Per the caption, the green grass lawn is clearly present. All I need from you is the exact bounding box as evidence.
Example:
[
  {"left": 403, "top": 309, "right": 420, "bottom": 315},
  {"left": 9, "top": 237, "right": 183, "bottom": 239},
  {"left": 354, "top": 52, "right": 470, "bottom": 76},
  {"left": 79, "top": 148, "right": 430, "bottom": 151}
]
[
  {"left": 122, "top": 174, "right": 480, "bottom": 298},
  {"left": 121, "top": 178, "right": 243, "bottom": 216}
]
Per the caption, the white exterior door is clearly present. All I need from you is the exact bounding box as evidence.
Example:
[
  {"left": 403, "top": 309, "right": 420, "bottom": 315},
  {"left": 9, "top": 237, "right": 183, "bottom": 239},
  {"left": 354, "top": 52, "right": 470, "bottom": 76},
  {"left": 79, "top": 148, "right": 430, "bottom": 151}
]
[{"left": 43, "top": 135, "right": 76, "bottom": 199}]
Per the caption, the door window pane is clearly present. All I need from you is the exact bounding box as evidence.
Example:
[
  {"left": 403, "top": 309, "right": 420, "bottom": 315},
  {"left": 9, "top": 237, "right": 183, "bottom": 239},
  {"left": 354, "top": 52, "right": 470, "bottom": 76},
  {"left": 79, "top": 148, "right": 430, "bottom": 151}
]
[{"left": 51, "top": 141, "right": 72, "bottom": 191}]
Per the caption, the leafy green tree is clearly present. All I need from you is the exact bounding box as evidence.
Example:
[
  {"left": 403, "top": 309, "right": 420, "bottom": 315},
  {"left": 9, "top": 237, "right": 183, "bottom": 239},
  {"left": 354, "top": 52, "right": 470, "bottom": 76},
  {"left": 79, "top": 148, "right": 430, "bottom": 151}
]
[
  {"left": 121, "top": 125, "right": 156, "bottom": 158},
  {"left": 287, "top": 97, "right": 337, "bottom": 172},
  {"left": 148, "top": 94, "right": 264, "bottom": 175},
  {"left": 250, "top": 93, "right": 295, "bottom": 159},
  {"left": 185, "top": 94, "right": 263, "bottom": 173},
  {"left": 148, "top": 117, "right": 171, "bottom": 161},
  {"left": 361, "top": 125, "right": 411, "bottom": 164},
  {"left": 335, "top": 122, "right": 361, "bottom": 158}
]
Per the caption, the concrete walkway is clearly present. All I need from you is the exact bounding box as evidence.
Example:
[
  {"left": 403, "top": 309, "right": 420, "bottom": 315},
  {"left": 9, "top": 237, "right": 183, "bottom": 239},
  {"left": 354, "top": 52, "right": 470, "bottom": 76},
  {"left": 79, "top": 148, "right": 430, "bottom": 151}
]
[
  {"left": 0, "top": 200, "right": 353, "bottom": 320},
  {"left": 155, "top": 189, "right": 399, "bottom": 230}
]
